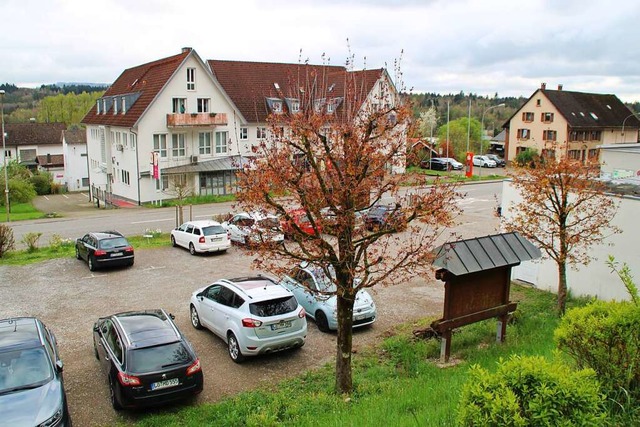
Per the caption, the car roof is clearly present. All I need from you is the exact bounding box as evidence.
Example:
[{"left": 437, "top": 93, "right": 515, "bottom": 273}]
[
  {"left": 218, "top": 276, "right": 293, "bottom": 302},
  {"left": 182, "top": 220, "right": 222, "bottom": 227},
  {"left": 90, "top": 231, "right": 126, "bottom": 239},
  {"left": 0, "top": 317, "right": 44, "bottom": 351},
  {"left": 111, "top": 310, "right": 180, "bottom": 349}
]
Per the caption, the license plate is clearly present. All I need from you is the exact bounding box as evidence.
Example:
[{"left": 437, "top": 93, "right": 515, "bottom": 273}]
[
  {"left": 110, "top": 252, "right": 123, "bottom": 257},
  {"left": 210, "top": 237, "right": 222, "bottom": 242},
  {"left": 150, "top": 378, "right": 179, "bottom": 391},
  {"left": 270, "top": 320, "right": 292, "bottom": 331},
  {"left": 355, "top": 314, "right": 365, "bottom": 320}
]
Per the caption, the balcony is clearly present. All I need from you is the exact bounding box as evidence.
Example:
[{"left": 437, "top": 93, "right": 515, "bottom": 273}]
[{"left": 166, "top": 112, "right": 228, "bottom": 127}]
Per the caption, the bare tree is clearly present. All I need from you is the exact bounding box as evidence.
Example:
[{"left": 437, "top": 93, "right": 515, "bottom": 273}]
[{"left": 233, "top": 62, "right": 460, "bottom": 394}]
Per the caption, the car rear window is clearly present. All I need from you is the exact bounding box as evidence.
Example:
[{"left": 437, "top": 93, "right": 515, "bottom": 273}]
[
  {"left": 0, "top": 348, "right": 53, "bottom": 393},
  {"left": 128, "top": 342, "right": 192, "bottom": 373},
  {"left": 99, "top": 237, "right": 129, "bottom": 249},
  {"left": 202, "top": 225, "right": 227, "bottom": 236},
  {"left": 249, "top": 296, "right": 298, "bottom": 317}
]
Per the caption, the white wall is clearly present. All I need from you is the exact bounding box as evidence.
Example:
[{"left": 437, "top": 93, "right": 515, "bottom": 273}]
[
  {"left": 63, "top": 141, "right": 89, "bottom": 191},
  {"left": 501, "top": 179, "right": 637, "bottom": 301}
]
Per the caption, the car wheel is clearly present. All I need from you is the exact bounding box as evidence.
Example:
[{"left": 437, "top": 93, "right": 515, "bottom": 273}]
[
  {"left": 75, "top": 247, "right": 81, "bottom": 260},
  {"left": 88, "top": 256, "right": 97, "bottom": 271},
  {"left": 315, "top": 311, "right": 330, "bottom": 333},
  {"left": 190, "top": 305, "right": 202, "bottom": 330},
  {"left": 171, "top": 235, "right": 177, "bottom": 247},
  {"left": 227, "top": 332, "right": 245, "bottom": 363},
  {"left": 189, "top": 243, "right": 197, "bottom": 255},
  {"left": 109, "top": 376, "right": 122, "bottom": 410},
  {"left": 127, "top": 260, "right": 134, "bottom": 267}
]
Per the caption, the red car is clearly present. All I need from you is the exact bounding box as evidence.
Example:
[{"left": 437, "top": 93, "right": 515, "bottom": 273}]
[{"left": 280, "top": 209, "right": 322, "bottom": 238}]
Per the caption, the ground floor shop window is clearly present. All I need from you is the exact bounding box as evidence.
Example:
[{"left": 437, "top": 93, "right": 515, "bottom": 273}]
[{"left": 199, "top": 170, "right": 238, "bottom": 195}]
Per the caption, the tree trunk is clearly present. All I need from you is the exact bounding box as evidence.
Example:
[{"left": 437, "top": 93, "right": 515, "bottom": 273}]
[
  {"left": 557, "top": 260, "right": 568, "bottom": 315},
  {"left": 335, "top": 293, "right": 355, "bottom": 394}
]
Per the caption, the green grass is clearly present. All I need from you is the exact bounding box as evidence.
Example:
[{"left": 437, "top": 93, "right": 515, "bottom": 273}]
[
  {"left": 127, "top": 286, "right": 584, "bottom": 427},
  {"left": 0, "top": 233, "right": 172, "bottom": 266},
  {"left": 403, "top": 166, "right": 505, "bottom": 186},
  {"left": 144, "top": 194, "right": 236, "bottom": 208},
  {"left": 0, "top": 203, "right": 46, "bottom": 221}
]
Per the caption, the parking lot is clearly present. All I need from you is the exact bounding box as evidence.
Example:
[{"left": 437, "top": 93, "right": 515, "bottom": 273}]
[{"left": 1, "top": 243, "right": 446, "bottom": 426}]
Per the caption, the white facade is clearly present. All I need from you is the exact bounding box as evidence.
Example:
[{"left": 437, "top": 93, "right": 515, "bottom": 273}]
[
  {"left": 501, "top": 179, "right": 638, "bottom": 301},
  {"left": 598, "top": 143, "right": 640, "bottom": 179},
  {"left": 62, "top": 136, "right": 89, "bottom": 192}
]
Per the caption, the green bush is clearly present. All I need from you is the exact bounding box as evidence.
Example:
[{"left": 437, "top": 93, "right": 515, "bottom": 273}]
[
  {"left": 30, "top": 173, "right": 52, "bottom": 195},
  {"left": 457, "top": 355, "right": 605, "bottom": 426},
  {"left": 21, "top": 232, "right": 42, "bottom": 253},
  {"left": 0, "top": 224, "right": 15, "bottom": 257},
  {"left": 555, "top": 300, "right": 640, "bottom": 398},
  {"left": 514, "top": 148, "right": 539, "bottom": 167},
  {"left": 7, "top": 178, "right": 37, "bottom": 204}
]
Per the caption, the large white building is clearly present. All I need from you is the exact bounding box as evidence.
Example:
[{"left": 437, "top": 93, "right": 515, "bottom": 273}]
[{"left": 81, "top": 48, "right": 403, "bottom": 205}]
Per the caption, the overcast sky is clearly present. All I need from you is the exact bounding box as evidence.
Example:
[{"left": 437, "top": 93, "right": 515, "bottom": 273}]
[{"left": 2, "top": 0, "right": 639, "bottom": 101}]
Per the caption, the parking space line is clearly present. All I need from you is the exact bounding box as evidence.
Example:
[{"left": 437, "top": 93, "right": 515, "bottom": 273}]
[
  {"left": 81, "top": 274, "right": 107, "bottom": 279},
  {"left": 143, "top": 266, "right": 167, "bottom": 271},
  {"left": 62, "top": 194, "right": 69, "bottom": 199},
  {"left": 43, "top": 195, "right": 50, "bottom": 200}
]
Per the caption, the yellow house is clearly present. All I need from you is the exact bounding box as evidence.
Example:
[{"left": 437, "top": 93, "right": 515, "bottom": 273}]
[{"left": 504, "top": 83, "right": 640, "bottom": 163}]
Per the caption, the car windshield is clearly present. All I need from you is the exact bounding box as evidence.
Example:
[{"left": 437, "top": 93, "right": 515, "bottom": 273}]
[
  {"left": 0, "top": 348, "right": 53, "bottom": 393},
  {"left": 249, "top": 296, "right": 298, "bottom": 317},
  {"left": 99, "top": 237, "right": 129, "bottom": 249},
  {"left": 128, "top": 342, "right": 192, "bottom": 373},
  {"left": 202, "top": 225, "right": 227, "bottom": 236},
  {"left": 257, "top": 217, "right": 279, "bottom": 229}
]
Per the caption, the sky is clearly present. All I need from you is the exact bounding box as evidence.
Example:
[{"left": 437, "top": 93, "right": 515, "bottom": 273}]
[{"left": 2, "top": 0, "right": 640, "bottom": 101}]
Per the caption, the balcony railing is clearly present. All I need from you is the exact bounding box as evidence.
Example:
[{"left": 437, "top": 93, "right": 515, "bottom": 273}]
[{"left": 166, "top": 112, "right": 228, "bottom": 127}]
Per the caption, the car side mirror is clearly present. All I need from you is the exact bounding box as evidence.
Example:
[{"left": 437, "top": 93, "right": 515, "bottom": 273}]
[{"left": 55, "top": 360, "right": 64, "bottom": 372}]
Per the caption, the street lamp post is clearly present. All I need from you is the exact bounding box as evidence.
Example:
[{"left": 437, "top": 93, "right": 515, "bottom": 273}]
[
  {"left": 479, "top": 103, "right": 506, "bottom": 176},
  {"left": 0, "top": 90, "right": 9, "bottom": 222},
  {"left": 621, "top": 112, "right": 640, "bottom": 142}
]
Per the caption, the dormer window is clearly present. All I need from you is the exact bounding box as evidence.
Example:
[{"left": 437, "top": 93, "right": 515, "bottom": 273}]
[
  {"left": 285, "top": 98, "right": 300, "bottom": 114},
  {"left": 96, "top": 100, "right": 101, "bottom": 114},
  {"left": 313, "top": 98, "right": 325, "bottom": 113},
  {"left": 187, "top": 68, "right": 195, "bottom": 91},
  {"left": 102, "top": 99, "right": 107, "bottom": 114},
  {"left": 113, "top": 97, "right": 118, "bottom": 114},
  {"left": 121, "top": 97, "right": 126, "bottom": 114},
  {"left": 266, "top": 98, "right": 283, "bottom": 114},
  {"left": 327, "top": 100, "right": 335, "bottom": 114}
]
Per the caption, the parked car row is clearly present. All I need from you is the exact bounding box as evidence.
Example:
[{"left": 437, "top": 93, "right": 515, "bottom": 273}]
[{"left": 420, "top": 157, "right": 463, "bottom": 171}]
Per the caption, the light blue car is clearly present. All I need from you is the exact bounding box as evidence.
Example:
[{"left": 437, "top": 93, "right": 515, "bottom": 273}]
[{"left": 280, "top": 263, "right": 377, "bottom": 332}]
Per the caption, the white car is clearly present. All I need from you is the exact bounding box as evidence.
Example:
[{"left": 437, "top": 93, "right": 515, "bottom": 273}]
[
  {"left": 222, "top": 212, "right": 284, "bottom": 245},
  {"left": 189, "top": 276, "right": 307, "bottom": 362},
  {"left": 441, "top": 157, "right": 464, "bottom": 170},
  {"left": 171, "top": 220, "right": 231, "bottom": 255},
  {"left": 473, "top": 155, "right": 497, "bottom": 168}
]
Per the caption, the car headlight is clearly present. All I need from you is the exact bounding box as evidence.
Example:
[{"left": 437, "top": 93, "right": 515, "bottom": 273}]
[{"left": 38, "top": 406, "right": 63, "bottom": 427}]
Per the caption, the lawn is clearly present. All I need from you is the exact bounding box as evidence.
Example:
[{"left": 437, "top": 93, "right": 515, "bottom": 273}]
[{"left": 0, "top": 202, "right": 46, "bottom": 221}]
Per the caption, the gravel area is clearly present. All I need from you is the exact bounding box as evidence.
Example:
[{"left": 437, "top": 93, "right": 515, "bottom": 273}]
[{"left": 0, "top": 244, "right": 445, "bottom": 426}]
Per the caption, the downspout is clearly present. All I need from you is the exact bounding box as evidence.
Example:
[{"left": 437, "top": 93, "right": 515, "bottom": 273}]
[{"left": 131, "top": 128, "right": 141, "bottom": 205}]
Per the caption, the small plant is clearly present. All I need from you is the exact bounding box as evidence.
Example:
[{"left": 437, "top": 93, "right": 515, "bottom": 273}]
[
  {"left": 49, "top": 234, "right": 73, "bottom": 251},
  {"left": 0, "top": 224, "right": 15, "bottom": 257},
  {"left": 143, "top": 228, "right": 162, "bottom": 238},
  {"left": 21, "top": 232, "right": 43, "bottom": 253},
  {"left": 457, "top": 355, "right": 605, "bottom": 426}
]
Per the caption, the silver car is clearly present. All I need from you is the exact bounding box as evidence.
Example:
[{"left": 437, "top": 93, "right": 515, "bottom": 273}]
[
  {"left": 222, "top": 212, "right": 284, "bottom": 245},
  {"left": 280, "top": 263, "right": 377, "bottom": 332}
]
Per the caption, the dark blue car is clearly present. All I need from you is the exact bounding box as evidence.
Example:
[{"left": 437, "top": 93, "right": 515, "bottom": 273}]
[{"left": 0, "top": 317, "right": 72, "bottom": 426}]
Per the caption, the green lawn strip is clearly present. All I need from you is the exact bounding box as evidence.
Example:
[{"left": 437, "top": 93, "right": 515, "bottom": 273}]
[
  {"left": 0, "top": 233, "right": 172, "bottom": 266},
  {"left": 0, "top": 202, "right": 47, "bottom": 221},
  {"left": 144, "top": 194, "right": 236, "bottom": 208},
  {"left": 130, "top": 285, "right": 568, "bottom": 427}
]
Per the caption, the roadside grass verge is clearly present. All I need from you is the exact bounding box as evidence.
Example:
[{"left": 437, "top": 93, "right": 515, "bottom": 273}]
[
  {"left": 0, "top": 203, "right": 46, "bottom": 221},
  {"left": 0, "top": 233, "right": 172, "bottom": 266},
  {"left": 129, "top": 286, "right": 573, "bottom": 427},
  {"left": 144, "top": 194, "right": 236, "bottom": 208},
  {"left": 402, "top": 166, "right": 505, "bottom": 186}
]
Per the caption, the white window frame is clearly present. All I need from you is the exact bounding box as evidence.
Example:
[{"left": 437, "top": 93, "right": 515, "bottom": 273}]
[
  {"left": 199, "top": 132, "right": 212, "bottom": 155},
  {"left": 197, "top": 98, "right": 210, "bottom": 113},
  {"left": 272, "top": 101, "right": 282, "bottom": 113},
  {"left": 172, "top": 133, "right": 186, "bottom": 157},
  {"left": 256, "top": 127, "right": 266, "bottom": 140},
  {"left": 239, "top": 127, "right": 248, "bottom": 140},
  {"left": 153, "top": 134, "right": 168, "bottom": 158},
  {"left": 172, "top": 98, "right": 187, "bottom": 114},
  {"left": 187, "top": 68, "right": 196, "bottom": 91},
  {"left": 121, "top": 97, "right": 126, "bottom": 114},
  {"left": 215, "top": 131, "right": 228, "bottom": 154}
]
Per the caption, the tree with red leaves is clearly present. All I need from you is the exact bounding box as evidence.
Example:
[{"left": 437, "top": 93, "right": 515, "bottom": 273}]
[{"left": 234, "top": 62, "right": 460, "bottom": 394}]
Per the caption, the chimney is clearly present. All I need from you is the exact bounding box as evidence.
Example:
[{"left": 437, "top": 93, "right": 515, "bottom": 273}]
[
  {"left": 558, "top": 84, "right": 563, "bottom": 91},
  {"left": 181, "top": 47, "right": 192, "bottom": 53},
  {"left": 541, "top": 82, "right": 546, "bottom": 90}
]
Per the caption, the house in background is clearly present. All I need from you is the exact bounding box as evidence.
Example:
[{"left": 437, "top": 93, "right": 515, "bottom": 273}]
[
  {"left": 35, "top": 154, "right": 65, "bottom": 185},
  {"left": 503, "top": 83, "right": 640, "bottom": 163},
  {"left": 62, "top": 128, "right": 89, "bottom": 191},
  {"left": 81, "top": 48, "right": 405, "bottom": 205},
  {"left": 3, "top": 122, "right": 66, "bottom": 170}
]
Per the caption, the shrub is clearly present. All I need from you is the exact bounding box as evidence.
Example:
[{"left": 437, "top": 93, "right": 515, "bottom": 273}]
[
  {"left": 457, "top": 355, "right": 605, "bottom": 426},
  {"left": 7, "top": 178, "right": 37, "bottom": 204},
  {"left": 49, "top": 234, "right": 73, "bottom": 250},
  {"left": 30, "top": 173, "right": 52, "bottom": 195},
  {"left": 555, "top": 300, "right": 640, "bottom": 398},
  {"left": 0, "top": 224, "right": 15, "bottom": 257},
  {"left": 514, "top": 148, "right": 539, "bottom": 167},
  {"left": 21, "top": 232, "right": 43, "bottom": 252}
]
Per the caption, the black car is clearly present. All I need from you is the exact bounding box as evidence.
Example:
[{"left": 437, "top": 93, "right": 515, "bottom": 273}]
[
  {"left": 93, "top": 309, "right": 203, "bottom": 410},
  {"left": 363, "top": 205, "right": 406, "bottom": 231},
  {"left": 420, "top": 158, "right": 450, "bottom": 171},
  {"left": 75, "top": 231, "right": 134, "bottom": 271},
  {"left": 0, "top": 317, "right": 72, "bottom": 426},
  {"left": 485, "top": 154, "right": 506, "bottom": 167}
]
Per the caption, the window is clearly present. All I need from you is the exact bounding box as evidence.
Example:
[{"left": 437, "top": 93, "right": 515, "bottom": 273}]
[
  {"left": 541, "top": 149, "right": 556, "bottom": 159},
  {"left": 197, "top": 98, "right": 209, "bottom": 113},
  {"left": 115, "top": 132, "right": 121, "bottom": 145},
  {"left": 239, "top": 127, "right": 248, "bottom": 140},
  {"left": 536, "top": 99, "right": 541, "bottom": 107},
  {"left": 516, "top": 146, "right": 527, "bottom": 155},
  {"left": 272, "top": 101, "right": 282, "bottom": 113},
  {"left": 130, "top": 133, "right": 136, "bottom": 149},
  {"left": 327, "top": 100, "right": 335, "bottom": 114},
  {"left": 172, "top": 98, "right": 186, "bottom": 113},
  {"left": 289, "top": 99, "right": 300, "bottom": 113},
  {"left": 543, "top": 130, "right": 557, "bottom": 141},
  {"left": 517, "top": 128, "right": 530, "bottom": 140},
  {"left": 569, "top": 131, "right": 578, "bottom": 141},
  {"left": 113, "top": 98, "right": 118, "bottom": 114},
  {"left": 542, "top": 112, "right": 554, "bottom": 123},
  {"left": 153, "top": 134, "right": 168, "bottom": 158},
  {"left": 588, "top": 149, "right": 598, "bottom": 159},
  {"left": 121, "top": 170, "right": 130, "bottom": 185},
  {"left": 96, "top": 100, "right": 101, "bottom": 114},
  {"left": 256, "top": 127, "right": 266, "bottom": 139},
  {"left": 199, "top": 132, "right": 212, "bottom": 154},
  {"left": 522, "top": 112, "right": 534, "bottom": 122},
  {"left": 590, "top": 131, "right": 601, "bottom": 141},
  {"left": 215, "top": 131, "right": 228, "bottom": 154},
  {"left": 187, "top": 67, "right": 196, "bottom": 91},
  {"left": 156, "top": 175, "right": 169, "bottom": 191},
  {"left": 102, "top": 99, "right": 107, "bottom": 114},
  {"left": 121, "top": 97, "right": 126, "bottom": 114},
  {"left": 122, "top": 133, "right": 128, "bottom": 147},
  {"left": 172, "top": 134, "right": 186, "bottom": 157}
]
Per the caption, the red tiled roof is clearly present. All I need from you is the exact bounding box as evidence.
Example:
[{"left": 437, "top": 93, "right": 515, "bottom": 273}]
[
  {"left": 62, "top": 128, "right": 87, "bottom": 144},
  {"left": 208, "top": 60, "right": 384, "bottom": 123},
  {"left": 81, "top": 51, "right": 190, "bottom": 128},
  {"left": 5, "top": 123, "right": 66, "bottom": 147},
  {"left": 36, "top": 154, "right": 64, "bottom": 167}
]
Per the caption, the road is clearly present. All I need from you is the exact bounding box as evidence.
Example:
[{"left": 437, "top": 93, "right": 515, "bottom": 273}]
[{"left": 5, "top": 181, "right": 504, "bottom": 249}]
